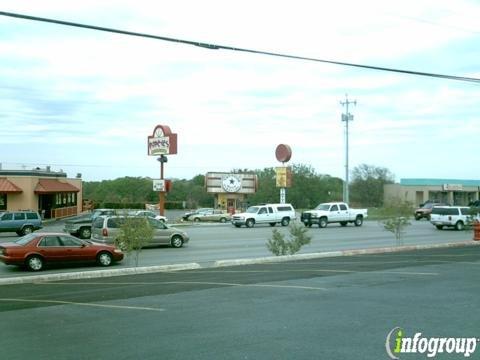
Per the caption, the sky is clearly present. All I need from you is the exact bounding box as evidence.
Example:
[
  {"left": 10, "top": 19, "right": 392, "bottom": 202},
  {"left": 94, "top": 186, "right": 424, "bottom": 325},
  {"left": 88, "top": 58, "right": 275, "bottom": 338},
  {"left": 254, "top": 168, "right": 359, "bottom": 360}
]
[{"left": 1, "top": 1, "right": 479, "bottom": 182}]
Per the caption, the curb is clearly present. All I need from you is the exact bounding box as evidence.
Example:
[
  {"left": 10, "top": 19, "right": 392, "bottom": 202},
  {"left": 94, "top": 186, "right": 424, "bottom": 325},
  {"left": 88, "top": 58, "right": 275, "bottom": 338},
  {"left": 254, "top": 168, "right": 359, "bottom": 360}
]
[
  {"left": 0, "top": 263, "right": 201, "bottom": 285},
  {"left": 1, "top": 241, "right": 478, "bottom": 285},
  {"left": 213, "top": 240, "right": 480, "bottom": 267}
]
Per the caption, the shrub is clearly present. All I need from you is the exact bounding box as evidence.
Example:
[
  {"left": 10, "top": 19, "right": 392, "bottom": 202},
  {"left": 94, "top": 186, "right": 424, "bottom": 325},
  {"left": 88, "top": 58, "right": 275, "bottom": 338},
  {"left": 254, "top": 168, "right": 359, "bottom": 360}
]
[
  {"left": 378, "top": 200, "right": 412, "bottom": 246},
  {"left": 267, "top": 222, "right": 312, "bottom": 256},
  {"left": 115, "top": 217, "right": 154, "bottom": 267}
]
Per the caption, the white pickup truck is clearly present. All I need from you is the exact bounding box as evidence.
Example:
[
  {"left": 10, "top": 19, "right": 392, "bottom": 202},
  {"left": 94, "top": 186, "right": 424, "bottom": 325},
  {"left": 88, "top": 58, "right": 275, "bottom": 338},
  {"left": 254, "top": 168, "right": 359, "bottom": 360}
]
[{"left": 300, "top": 202, "right": 368, "bottom": 228}]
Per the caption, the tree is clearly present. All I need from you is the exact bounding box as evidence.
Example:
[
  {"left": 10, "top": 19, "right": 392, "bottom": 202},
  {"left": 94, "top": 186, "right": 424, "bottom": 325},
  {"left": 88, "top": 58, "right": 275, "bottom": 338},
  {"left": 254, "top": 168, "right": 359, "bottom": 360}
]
[
  {"left": 378, "top": 200, "right": 412, "bottom": 246},
  {"left": 116, "top": 217, "right": 154, "bottom": 267},
  {"left": 350, "top": 164, "right": 395, "bottom": 207}
]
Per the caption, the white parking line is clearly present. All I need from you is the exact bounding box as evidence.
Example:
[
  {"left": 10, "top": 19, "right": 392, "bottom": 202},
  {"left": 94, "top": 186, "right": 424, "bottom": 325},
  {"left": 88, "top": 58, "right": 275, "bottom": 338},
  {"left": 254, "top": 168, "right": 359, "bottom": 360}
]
[
  {"left": 34, "top": 281, "right": 329, "bottom": 291},
  {"left": 0, "top": 298, "right": 165, "bottom": 312}
]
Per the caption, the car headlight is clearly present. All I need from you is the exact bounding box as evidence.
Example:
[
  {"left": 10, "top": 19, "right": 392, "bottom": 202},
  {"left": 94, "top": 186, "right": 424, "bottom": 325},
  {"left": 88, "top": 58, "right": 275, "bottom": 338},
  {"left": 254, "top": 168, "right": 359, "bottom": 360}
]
[{"left": 114, "top": 249, "right": 123, "bottom": 254}]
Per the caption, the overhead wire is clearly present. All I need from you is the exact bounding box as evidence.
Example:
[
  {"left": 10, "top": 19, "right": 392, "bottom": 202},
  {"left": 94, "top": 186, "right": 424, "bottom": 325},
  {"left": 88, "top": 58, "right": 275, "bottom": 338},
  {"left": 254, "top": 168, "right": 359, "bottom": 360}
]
[{"left": 1, "top": 11, "right": 479, "bottom": 84}]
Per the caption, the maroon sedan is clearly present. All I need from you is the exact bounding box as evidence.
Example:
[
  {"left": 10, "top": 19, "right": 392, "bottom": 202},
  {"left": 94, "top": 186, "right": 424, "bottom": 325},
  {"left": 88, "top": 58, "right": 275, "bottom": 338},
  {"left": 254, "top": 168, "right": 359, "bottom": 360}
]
[{"left": 0, "top": 232, "right": 124, "bottom": 271}]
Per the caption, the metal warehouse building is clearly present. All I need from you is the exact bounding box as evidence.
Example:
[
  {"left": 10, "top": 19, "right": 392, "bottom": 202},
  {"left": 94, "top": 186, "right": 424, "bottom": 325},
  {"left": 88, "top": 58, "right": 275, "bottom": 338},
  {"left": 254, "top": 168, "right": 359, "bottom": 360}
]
[{"left": 384, "top": 178, "right": 480, "bottom": 207}]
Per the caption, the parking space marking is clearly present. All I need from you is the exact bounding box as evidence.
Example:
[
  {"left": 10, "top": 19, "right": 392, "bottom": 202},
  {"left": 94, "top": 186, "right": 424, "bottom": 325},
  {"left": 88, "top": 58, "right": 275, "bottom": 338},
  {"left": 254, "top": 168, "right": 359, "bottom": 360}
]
[
  {"left": 181, "top": 268, "right": 439, "bottom": 276},
  {"left": 34, "top": 281, "right": 329, "bottom": 291},
  {"left": 0, "top": 298, "right": 165, "bottom": 312}
]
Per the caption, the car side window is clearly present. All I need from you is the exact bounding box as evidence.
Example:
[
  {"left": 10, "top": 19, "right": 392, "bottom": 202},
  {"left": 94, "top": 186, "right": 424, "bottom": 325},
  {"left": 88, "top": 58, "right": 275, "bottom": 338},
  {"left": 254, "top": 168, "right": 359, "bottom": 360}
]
[
  {"left": 339, "top": 204, "right": 347, "bottom": 211},
  {"left": 60, "top": 236, "right": 83, "bottom": 247},
  {"left": 26, "top": 212, "right": 39, "bottom": 220},
  {"left": 14, "top": 213, "right": 26, "bottom": 220},
  {"left": 258, "top": 208, "right": 267, "bottom": 214},
  {"left": 39, "top": 236, "right": 62, "bottom": 247},
  {"left": 268, "top": 207, "right": 274, "bottom": 213},
  {"left": 148, "top": 218, "right": 165, "bottom": 229},
  {"left": 330, "top": 205, "right": 339, "bottom": 211},
  {"left": 107, "top": 218, "right": 120, "bottom": 228},
  {"left": 1, "top": 213, "right": 13, "bottom": 221}
]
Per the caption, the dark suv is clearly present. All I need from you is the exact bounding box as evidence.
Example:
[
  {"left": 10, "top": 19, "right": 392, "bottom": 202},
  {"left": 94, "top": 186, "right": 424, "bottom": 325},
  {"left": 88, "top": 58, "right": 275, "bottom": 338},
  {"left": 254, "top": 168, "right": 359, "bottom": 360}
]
[
  {"left": 414, "top": 202, "right": 447, "bottom": 220},
  {"left": 0, "top": 211, "right": 43, "bottom": 236}
]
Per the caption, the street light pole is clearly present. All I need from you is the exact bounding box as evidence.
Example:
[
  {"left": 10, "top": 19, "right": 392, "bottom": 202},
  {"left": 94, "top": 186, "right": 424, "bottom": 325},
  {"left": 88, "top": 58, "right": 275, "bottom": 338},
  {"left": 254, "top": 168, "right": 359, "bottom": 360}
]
[{"left": 340, "top": 94, "right": 356, "bottom": 204}]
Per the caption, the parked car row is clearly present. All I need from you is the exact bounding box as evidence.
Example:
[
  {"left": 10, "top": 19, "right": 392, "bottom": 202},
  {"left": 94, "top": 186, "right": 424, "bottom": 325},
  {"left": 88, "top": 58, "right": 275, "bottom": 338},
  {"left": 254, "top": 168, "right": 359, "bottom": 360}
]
[
  {"left": 64, "top": 208, "right": 168, "bottom": 239},
  {"left": 0, "top": 209, "right": 187, "bottom": 272},
  {"left": 181, "top": 208, "right": 232, "bottom": 223}
]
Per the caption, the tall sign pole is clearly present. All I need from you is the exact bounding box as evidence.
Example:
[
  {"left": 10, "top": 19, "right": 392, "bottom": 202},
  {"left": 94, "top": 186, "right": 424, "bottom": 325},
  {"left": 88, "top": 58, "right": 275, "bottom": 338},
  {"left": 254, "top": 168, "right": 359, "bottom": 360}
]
[
  {"left": 340, "top": 94, "right": 356, "bottom": 204},
  {"left": 275, "top": 144, "right": 292, "bottom": 204},
  {"left": 148, "top": 125, "right": 178, "bottom": 216}
]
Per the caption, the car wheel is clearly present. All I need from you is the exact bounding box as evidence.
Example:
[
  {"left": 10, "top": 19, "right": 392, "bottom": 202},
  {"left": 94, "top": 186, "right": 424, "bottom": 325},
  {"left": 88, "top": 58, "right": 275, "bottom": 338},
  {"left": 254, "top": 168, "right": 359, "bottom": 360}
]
[
  {"left": 234, "top": 224, "right": 242, "bottom": 228},
  {"left": 26, "top": 255, "right": 43, "bottom": 271},
  {"left": 246, "top": 219, "right": 255, "bottom": 228},
  {"left": 22, "top": 226, "right": 33, "bottom": 236},
  {"left": 79, "top": 227, "right": 91, "bottom": 239},
  {"left": 193, "top": 218, "right": 200, "bottom": 222},
  {"left": 318, "top": 218, "right": 328, "bottom": 228},
  {"left": 220, "top": 218, "right": 227, "bottom": 223},
  {"left": 281, "top": 218, "right": 290, "bottom": 226},
  {"left": 455, "top": 221, "right": 465, "bottom": 231},
  {"left": 354, "top": 216, "right": 363, "bottom": 227},
  {"left": 340, "top": 221, "right": 348, "bottom": 227},
  {"left": 415, "top": 215, "right": 421, "bottom": 221},
  {"left": 270, "top": 222, "right": 276, "bottom": 227},
  {"left": 97, "top": 251, "right": 113, "bottom": 266},
  {"left": 171, "top": 235, "right": 184, "bottom": 248}
]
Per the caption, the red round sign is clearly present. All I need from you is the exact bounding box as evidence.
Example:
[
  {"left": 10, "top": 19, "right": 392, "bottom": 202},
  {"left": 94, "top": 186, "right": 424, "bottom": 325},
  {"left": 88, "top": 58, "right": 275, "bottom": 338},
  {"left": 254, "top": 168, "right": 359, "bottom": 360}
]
[{"left": 275, "top": 144, "right": 292, "bottom": 163}]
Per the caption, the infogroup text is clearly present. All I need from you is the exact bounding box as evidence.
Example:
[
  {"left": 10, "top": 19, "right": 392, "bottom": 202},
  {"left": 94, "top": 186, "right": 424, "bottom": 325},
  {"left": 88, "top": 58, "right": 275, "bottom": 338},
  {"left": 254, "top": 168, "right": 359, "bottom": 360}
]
[{"left": 386, "top": 327, "right": 479, "bottom": 359}]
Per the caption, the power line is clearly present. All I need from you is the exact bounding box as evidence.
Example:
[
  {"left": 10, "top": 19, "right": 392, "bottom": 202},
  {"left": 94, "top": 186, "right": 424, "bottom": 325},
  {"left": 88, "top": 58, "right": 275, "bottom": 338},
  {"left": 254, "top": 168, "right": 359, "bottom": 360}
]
[{"left": 1, "top": 11, "right": 480, "bottom": 84}]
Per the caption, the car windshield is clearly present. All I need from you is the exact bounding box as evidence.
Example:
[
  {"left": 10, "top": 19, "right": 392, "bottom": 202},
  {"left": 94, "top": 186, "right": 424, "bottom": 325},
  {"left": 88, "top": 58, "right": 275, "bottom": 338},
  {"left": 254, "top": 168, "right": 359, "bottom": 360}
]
[
  {"left": 14, "top": 233, "right": 37, "bottom": 246},
  {"left": 246, "top": 206, "right": 259, "bottom": 213},
  {"left": 315, "top": 204, "right": 331, "bottom": 211}
]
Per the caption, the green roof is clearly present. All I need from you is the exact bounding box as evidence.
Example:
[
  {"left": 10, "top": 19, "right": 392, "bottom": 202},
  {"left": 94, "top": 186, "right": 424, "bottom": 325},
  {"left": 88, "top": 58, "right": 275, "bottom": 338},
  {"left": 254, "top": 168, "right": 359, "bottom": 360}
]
[{"left": 400, "top": 178, "right": 480, "bottom": 186}]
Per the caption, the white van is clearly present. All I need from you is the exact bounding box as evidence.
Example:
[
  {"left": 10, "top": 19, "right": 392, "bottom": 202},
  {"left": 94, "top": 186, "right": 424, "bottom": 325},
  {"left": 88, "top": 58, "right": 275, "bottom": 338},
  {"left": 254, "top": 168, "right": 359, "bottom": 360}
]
[{"left": 231, "top": 203, "right": 296, "bottom": 228}]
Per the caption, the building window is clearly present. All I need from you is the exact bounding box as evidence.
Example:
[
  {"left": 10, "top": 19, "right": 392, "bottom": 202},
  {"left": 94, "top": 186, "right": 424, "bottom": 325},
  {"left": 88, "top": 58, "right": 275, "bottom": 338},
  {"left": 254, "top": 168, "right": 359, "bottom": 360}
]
[{"left": 0, "top": 194, "right": 6, "bottom": 210}]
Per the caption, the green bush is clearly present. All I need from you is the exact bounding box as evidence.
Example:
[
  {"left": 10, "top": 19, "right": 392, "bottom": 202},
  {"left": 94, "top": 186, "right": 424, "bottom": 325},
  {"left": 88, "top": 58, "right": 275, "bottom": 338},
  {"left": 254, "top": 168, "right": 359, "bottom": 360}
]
[
  {"left": 267, "top": 222, "right": 312, "bottom": 256},
  {"left": 115, "top": 217, "right": 154, "bottom": 267}
]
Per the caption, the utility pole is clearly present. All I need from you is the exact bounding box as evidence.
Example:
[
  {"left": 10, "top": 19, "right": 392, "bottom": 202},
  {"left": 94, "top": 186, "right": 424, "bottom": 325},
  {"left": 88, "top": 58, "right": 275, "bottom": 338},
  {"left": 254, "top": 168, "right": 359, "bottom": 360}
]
[{"left": 340, "top": 94, "right": 356, "bottom": 204}]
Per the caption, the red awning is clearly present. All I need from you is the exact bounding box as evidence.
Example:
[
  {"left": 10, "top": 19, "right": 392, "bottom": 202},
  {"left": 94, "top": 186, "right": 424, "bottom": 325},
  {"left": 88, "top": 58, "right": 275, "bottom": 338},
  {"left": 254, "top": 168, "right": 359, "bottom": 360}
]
[
  {"left": 34, "top": 179, "right": 80, "bottom": 194},
  {"left": 0, "top": 178, "right": 23, "bottom": 193}
]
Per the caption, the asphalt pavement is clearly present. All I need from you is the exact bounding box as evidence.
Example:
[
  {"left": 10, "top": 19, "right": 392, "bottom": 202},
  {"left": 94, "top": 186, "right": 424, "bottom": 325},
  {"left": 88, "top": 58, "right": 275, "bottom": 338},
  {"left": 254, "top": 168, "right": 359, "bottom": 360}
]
[{"left": 1, "top": 245, "right": 479, "bottom": 359}]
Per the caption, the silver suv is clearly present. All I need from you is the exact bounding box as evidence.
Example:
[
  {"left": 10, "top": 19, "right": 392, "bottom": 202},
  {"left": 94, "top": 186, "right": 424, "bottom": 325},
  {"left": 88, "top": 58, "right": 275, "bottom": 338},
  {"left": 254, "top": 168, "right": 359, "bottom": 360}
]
[
  {"left": 430, "top": 206, "right": 473, "bottom": 230},
  {"left": 91, "top": 215, "right": 189, "bottom": 248}
]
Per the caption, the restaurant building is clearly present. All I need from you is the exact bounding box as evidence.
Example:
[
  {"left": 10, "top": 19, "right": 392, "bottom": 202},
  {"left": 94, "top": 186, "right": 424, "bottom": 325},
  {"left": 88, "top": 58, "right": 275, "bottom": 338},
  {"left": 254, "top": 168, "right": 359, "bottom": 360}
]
[
  {"left": 205, "top": 172, "right": 258, "bottom": 213},
  {"left": 384, "top": 178, "right": 480, "bottom": 206},
  {"left": 0, "top": 167, "right": 82, "bottom": 219}
]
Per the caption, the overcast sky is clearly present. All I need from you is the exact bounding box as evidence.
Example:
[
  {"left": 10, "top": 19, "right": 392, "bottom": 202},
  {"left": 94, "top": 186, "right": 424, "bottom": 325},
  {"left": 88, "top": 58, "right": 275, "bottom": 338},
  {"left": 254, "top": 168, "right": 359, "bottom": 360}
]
[{"left": 1, "top": 1, "right": 479, "bottom": 182}]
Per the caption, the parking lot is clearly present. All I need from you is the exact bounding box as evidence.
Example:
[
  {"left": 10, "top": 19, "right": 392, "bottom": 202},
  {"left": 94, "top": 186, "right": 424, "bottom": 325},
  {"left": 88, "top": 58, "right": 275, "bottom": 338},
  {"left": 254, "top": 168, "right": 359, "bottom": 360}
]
[{"left": 1, "top": 245, "right": 479, "bottom": 359}]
